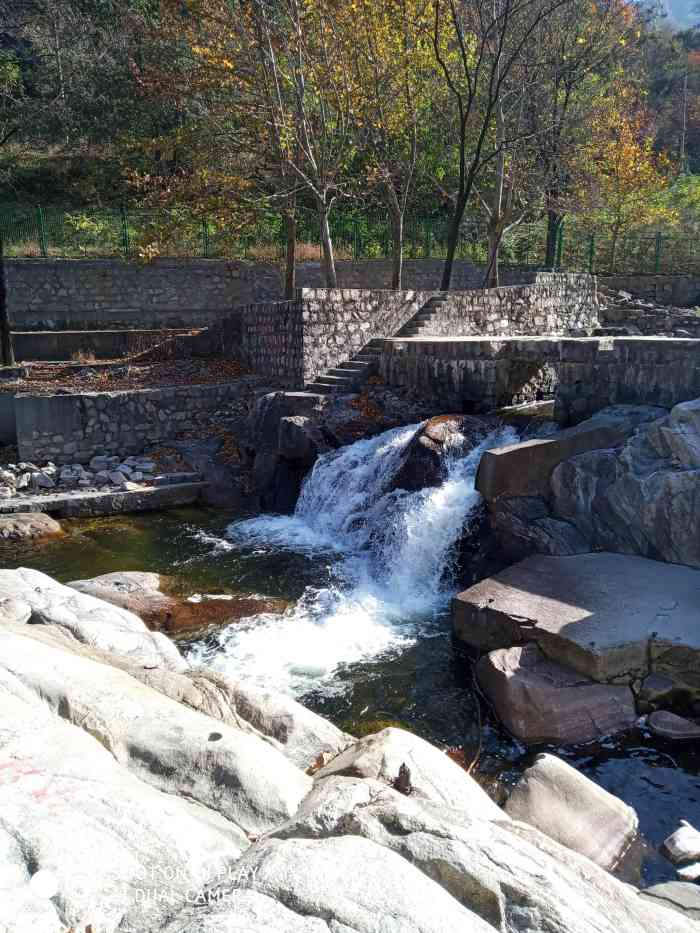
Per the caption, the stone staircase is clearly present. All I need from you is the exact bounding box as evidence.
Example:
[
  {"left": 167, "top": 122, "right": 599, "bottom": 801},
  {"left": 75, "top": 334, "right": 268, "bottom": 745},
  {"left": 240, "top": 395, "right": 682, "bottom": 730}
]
[{"left": 306, "top": 294, "right": 447, "bottom": 394}]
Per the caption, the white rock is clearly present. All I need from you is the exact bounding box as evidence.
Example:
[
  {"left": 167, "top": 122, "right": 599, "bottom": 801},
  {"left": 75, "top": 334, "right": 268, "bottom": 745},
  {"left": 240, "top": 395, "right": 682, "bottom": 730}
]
[
  {"left": 0, "top": 628, "right": 312, "bottom": 836},
  {"left": 0, "top": 666, "right": 247, "bottom": 933},
  {"left": 677, "top": 862, "right": 700, "bottom": 881},
  {"left": 229, "top": 835, "right": 493, "bottom": 933},
  {"left": 314, "top": 726, "right": 504, "bottom": 820},
  {"left": 16, "top": 472, "right": 31, "bottom": 489},
  {"left": 268, "top": 775, "right": 695, "bottom": 933},
  {"left": 0, "top": 469, "right": 15, "bottom": 485},
  {"left": 504, "top": 753, "right": 639, "bottom": 870},
  {"left": 664, "top": 821, "right": 700, "bottom": 864},
  {"left": 0, "top": 567, "right": 186, "bottom": 671}
]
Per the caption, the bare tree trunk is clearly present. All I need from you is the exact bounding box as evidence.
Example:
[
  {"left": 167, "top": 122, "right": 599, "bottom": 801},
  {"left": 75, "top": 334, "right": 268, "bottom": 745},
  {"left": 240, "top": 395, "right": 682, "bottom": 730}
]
[
  {"left": 545, "top": 208, "right": 563, "bottom": 268},
  {"left": 0, "top": 240, "right": 16, "bottom": 368},
  {"left": 389, "top": 205, "right": 404, "bottom": 290},
  {"left": 440, "top": 203, "right": 464, "bottom": 290},
  {"left": 318, "top": 203, "right": 337, "bottom": 288},
  {"left": 284, "top": 201, "right": 296, "bottom": 299},
  {"left": 485, "top": 228, "right": 501, "bottom": 288}
]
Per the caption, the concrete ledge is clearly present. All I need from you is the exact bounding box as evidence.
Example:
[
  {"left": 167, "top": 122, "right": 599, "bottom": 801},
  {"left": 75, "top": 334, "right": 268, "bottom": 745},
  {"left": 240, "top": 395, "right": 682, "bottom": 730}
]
[{"left": 0, "top": 482, "right": 207, "bottom": 518}]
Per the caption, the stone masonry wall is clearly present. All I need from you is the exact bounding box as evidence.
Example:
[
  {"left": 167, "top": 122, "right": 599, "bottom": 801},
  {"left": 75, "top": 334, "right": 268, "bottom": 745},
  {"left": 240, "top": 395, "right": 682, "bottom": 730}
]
[
  {"left": 379, "top": 337, "right": 563, "bottom": 412},
  {"left": 5, "top": 258, "right": 537, "bottom": 331},
  {"left": 423, "top": 273, "right": 598, "bottom": 338},
  {"left": 14, "top": 383, "right": 246, "bottom": 464},
  {"left": 554, "top": 337, "right": 700, "bottom": 423},
  {"left": 600, "top": 273, "right": 700, "bottom": 308},
  {"left": 6, "top": 259, "right": 282, "bottom": 330},
  {"left": 298, "top": 289, "right": 434, "bottom": 382},
  {"left": 379, "top": 335, "right": 700, "bottom": 423}
]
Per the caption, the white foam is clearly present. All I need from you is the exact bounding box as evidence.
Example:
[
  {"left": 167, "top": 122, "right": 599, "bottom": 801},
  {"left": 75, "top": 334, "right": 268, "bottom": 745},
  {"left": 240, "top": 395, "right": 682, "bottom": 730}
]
[{"left": 187, "top": 422, "right": 517, "bottom": 695}]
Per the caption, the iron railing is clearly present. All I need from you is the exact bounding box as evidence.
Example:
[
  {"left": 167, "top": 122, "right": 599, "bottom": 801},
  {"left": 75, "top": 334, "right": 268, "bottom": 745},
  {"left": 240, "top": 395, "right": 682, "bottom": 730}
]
[{"left": 0, "top": 204, "right": 696, "bottom": 275}]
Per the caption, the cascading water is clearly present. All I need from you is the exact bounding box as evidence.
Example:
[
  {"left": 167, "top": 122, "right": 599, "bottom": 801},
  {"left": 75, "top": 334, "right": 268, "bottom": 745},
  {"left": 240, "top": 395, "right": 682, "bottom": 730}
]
[{"left": 187, "top": 421, "right": 517, "bottom": 696}]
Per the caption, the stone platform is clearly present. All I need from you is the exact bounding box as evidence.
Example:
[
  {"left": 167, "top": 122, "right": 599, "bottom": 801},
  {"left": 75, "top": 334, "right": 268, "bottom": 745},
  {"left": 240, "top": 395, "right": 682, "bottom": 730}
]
[
  {"left": 453, "top": 553, "right": 700, "bottom": 689},
  {"left": 0, "top": 481, "right": 207, "bottom": 518}
]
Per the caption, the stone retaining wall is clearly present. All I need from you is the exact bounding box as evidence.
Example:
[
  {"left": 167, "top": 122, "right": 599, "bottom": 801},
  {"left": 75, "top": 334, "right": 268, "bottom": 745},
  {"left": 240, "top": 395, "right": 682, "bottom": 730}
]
[
  {"left": 4, "top": 258, "right": 543, "bottom": 331},
  {"left": 600, "top": 273, "right": 700, "bottom": 308},
  {"left": 14, "top": 382, "right": 245, "bottom": 464},
  {"left": 5, "top": 259, "right": 281, "bottom": 330},
  {"left": 298, "top": 288, "right": 433, "bottom": 382},
  {"left": 422, "top": 273, "right": 598, "bottom": 338},
  {"left": 554, "top": 337, "right": 700, "bottom": 423}
]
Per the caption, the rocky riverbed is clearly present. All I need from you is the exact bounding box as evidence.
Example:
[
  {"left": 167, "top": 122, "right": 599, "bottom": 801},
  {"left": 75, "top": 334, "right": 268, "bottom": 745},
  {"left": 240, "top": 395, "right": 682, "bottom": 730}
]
[
  {"left": 2, "top": 388, "right": 700, "bottom": 930},
  {"left": 1, "top": 563, "right": 699, "bottom": 932}
]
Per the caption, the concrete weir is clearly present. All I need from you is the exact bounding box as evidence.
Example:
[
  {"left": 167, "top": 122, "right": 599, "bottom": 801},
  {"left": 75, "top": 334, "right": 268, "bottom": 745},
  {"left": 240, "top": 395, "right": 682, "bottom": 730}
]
[
  {"left": 0, "top": 481, "right": 207, "bottom": 518},
  {"left": 378, "top": 335, "right": 700, "bottom": 423}
]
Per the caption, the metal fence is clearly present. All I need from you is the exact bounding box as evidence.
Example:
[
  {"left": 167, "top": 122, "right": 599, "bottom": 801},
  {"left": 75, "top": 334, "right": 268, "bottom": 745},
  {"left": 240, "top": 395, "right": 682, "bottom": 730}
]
[{"left": 0, "top": 204, "right": 697, "bottom": 275}]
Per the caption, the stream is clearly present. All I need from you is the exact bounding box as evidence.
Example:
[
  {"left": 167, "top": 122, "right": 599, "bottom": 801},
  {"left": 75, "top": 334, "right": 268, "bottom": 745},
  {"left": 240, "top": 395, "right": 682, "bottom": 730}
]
[{"left": 3, "top": 421, "right": 699, "bottom": 888}]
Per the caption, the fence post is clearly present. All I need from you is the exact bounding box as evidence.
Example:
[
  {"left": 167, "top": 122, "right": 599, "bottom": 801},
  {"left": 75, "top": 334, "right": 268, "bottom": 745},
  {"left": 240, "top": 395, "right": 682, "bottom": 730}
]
[
  {"left": 201, "top": 219, "right": 210, "bottom": 258},
  {"left": 587, "top": 234, "right": 595, "bottom": 274},
  {"left": 423, "top": 221, "right": 431, "bottom": 259},
  {"left": 120, "top": 205, "right": 130, "bottom": 258},
  {"left": 36, "top": 206, "right": 48, "bottom": 258},
  {"left": 555, "top": 221, "right": 565, "bottom": 270},
  {"left": 654, "top": 232, "right": 662, "bottom": 274}
]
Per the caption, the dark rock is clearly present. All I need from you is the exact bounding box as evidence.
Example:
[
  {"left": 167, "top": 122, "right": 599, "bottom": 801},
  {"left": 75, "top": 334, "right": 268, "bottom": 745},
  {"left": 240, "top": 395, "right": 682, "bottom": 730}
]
[
  {"left": 391, "top": 415, "right": 494, "bottom": 492},
  {"left": 476, "top": 643, "right": 637, "bottom": 745},
  {"left": 488, "top": 496, "right": 590, "bottom": 561},
  {"left": 551, "top": 398, "right": 700, "bottom": 569},
  {"left": 647, "top": 711, "right": 700, "bottom": 742}
]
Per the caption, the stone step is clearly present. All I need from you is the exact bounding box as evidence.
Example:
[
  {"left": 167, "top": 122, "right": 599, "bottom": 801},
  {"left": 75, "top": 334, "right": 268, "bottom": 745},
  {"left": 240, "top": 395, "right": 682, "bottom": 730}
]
[
  {"left": 342, "top": 361, "right": 372, "bottom": 371},
  {"left": 314, "top": 375, "right": 354, "bottom": 385}
]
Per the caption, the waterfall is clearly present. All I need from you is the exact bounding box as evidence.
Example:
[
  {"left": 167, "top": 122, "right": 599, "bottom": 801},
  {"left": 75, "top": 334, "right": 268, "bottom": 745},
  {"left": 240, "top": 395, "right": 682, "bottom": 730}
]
[{"left": 187, "top": 421, "right": 517, "bottom": 696}]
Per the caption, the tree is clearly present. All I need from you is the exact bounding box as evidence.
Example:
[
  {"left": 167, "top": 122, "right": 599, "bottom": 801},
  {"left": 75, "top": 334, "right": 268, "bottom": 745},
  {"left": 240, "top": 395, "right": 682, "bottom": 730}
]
[
  {"left": 431, "top": 0, "right": 579, "bottom": 290},
  {"left": 328, "top": 0, "right": 434, "bottom": 287},
  {"left": 578, "top": 98, "right": 676, "bottom": 266}
]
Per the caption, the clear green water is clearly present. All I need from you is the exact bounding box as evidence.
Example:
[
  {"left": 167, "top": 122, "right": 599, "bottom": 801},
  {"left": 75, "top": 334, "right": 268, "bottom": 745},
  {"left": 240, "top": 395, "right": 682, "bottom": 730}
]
[{"left": 4, "top": 507, "right": 699, "bottom": 887}]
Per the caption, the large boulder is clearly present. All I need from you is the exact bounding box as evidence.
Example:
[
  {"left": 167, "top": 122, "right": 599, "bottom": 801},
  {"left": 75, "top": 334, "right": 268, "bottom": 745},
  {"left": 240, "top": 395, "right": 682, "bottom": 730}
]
[
  {"left": 10, "top": 622, "right": 352, "bottom": 771},
  {"left": 0, "top": 512, "right": 62, "bottom": 541},
  {"left": 0, "top": 566, "right": 186, "bottom": 671},
  {"left": 452, "top": 553, "right": 700, "bottom": 689},
  {"left": 0, "top": 667, "right": 247, "bottom": 933},
  {"left": 313, "top": 726, "right": 504, "bottom": 820},
  {"left": 476, "top": 643, "right": 637, "bottom": 744},
  {"left": 551, "top": 398, "right": 700, "bottom": 569},
  {"left": 504, "top": 753, "right": 639, "bottom": 870},
  {"left": 267, "top": 775, "right": 693, "bottom": 933},
  {"left": 0, "top": 628, "right": 312, "bottom": 836},
  {"left": 476, "top": 404, "right": 666, "bottom": 501},
  {"left": 390, "top": 415, "right": 495, "bottom": 492}
]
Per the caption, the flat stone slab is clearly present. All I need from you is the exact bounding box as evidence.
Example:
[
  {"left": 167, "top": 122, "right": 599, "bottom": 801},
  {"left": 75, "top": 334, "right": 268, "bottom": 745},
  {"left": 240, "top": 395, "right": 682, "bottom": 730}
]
[
  {"left": 453, "top": 553, "right": 700, "bottom": 684},
  {"left": 0, "top": 482, "right": 206, "bottom": 518}
]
